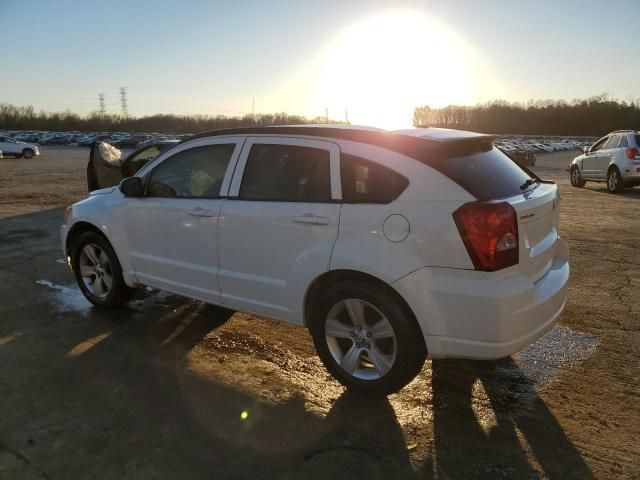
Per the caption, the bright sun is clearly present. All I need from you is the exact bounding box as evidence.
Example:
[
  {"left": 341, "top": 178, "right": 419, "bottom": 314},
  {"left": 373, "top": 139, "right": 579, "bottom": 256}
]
[{"left": 314, "top": 11, "right": 477, "bottom": 130}]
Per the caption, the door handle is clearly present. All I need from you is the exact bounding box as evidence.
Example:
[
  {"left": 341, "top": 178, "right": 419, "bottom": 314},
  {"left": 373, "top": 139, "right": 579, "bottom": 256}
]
[
  {"left": 293, "top": 214, "right": 330, "bottom": 225},
  {"left": 187, "top": 207, "right": 216, "bottom": 217}
]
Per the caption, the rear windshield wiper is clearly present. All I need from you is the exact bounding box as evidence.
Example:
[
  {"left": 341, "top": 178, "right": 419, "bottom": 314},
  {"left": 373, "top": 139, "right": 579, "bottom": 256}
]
[{"left": 520, "top": 178, "right": 537, "bottom": 191}]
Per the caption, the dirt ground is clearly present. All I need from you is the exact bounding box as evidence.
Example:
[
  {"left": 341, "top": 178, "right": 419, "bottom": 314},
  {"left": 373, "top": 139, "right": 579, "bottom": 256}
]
[{"left": 0, "top": 146, "right": 638, "bottom": 479}]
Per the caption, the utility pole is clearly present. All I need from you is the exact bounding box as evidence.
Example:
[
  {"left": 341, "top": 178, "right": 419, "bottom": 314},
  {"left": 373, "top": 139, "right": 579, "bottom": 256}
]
[
  {"left": 119, "top": 87, "right": 128, "bottom": 117},
  {"left": 98, "top": 93, "right": 106, "bottom": 115}
]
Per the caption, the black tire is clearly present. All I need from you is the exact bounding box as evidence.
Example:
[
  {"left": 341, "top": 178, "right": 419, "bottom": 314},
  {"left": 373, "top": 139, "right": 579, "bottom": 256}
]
[
  {"left": 71, "top": 231, "right": 135, "bottom": 307},
  {"left": 310, "top": 281, "right": 427, "bottom": 396},
  {"left": 22, "top": 148, "right": 35, "bottom": 159},
  {"left": 607, "top": 167, "right": 624, "bottom": 194},
  {"left": 570, "top": 166, "right": 586, "bottom": 187}
]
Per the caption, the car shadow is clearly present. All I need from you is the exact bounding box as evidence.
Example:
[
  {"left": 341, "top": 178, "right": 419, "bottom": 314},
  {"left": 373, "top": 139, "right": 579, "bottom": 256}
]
[
  {"left": 584, "top": 184, "right": 640, "bottom": 198},
  {"left": 424, "top": 358, "right": 593, "bottom": 479}
]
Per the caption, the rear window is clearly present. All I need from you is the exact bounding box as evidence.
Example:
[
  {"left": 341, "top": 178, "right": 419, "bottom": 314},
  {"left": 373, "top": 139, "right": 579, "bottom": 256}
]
[
  {"left": 436, "top": 147, "right": 535, "bottom": 200},
  {"left": 635, "top": 135, "right": 640, "bottom": 148}
]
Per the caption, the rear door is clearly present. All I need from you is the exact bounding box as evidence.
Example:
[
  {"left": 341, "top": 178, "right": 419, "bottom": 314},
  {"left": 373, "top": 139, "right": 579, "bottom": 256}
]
[
  {"left": 596, "top": 135, "right": 622, "bottom": 176},
  {"left": 218, "top": 137, "right": 341, "bottom": 323}
]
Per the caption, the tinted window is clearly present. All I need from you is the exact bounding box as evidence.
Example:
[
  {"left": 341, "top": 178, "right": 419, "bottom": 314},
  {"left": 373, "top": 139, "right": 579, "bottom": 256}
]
[
  {"left": 239, "top": 144, "right": 331, "bottom": 202},
  {"left": 341, "top": 154, "right": 408, "bottom": 203},
  {"left": 147, "top": 144, "right": 235, "bottom": 197},
  {"left": 604, "top": 135, "right": 621, "bottom": 150},
  {"left": 590, "top": 136, "right": 609, "bottom": 152},
  {"left": 437, "top": 147, "right": 535, "bottom": 200},
  {"left": 618, "top": 136, "right": 628, "bottom": 148},
  {"left": 635, "top": 135, "right": 640, "bottom": 148}
]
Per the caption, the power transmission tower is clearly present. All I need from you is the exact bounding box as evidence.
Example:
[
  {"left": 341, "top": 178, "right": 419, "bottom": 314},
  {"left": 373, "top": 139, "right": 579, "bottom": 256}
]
[
  {"left": 325, "top": 107, "right": 329, "bottom": 123},
  {"left": 345, "top": 106, "right": 349, "bottom": 124},
  {"left": 119, "top": 87, "right": 128, "bottom": 117},
  {"left": 98, "top": 94, "right": 106, "bottom": 115}
]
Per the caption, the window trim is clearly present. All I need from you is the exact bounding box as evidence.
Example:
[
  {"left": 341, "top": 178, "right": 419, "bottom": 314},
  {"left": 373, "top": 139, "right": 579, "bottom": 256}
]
[
  {"left": 140, "top": 137, "right": 245, "bottom": 200},
  {"left": 228, "top": 136, "right": 342, "bottom": 202}
]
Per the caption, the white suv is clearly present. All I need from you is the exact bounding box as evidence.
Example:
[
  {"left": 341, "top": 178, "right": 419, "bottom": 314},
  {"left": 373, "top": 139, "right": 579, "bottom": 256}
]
[
  {"left": 570, "top": 130, "right": 640, "bottom": 193},
  {"left": 61, "top": 126, "right": 569, "bottom": 395},
  {"left": 0, "top": 135, "right": 39, "bottom": 158}
]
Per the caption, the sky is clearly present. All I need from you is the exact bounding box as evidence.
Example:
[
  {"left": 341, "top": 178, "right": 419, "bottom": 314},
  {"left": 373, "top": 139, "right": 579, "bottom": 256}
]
[{"left": 2, "top": 0, "right": 639, "bottom": 129}]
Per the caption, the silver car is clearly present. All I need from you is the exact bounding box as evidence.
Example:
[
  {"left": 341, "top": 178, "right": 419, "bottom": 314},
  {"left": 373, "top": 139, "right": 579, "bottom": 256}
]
[{"left": 570, "top": 130, "right": 640, "bottom": 193}]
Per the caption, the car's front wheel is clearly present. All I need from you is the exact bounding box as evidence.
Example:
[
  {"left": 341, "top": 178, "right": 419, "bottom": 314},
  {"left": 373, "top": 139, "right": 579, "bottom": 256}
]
[
  {"left": 310, "top": 281, "right": 426, "bottom": 396},
  {"left": 71, "top": 231, "right": 135, "bottom": 307},
  {"left": 607, "top": 167, "right": 624, "bottom": 194},
  {"left": 22, "top": 148, "right": 35, "bottom": 159},
  {"left": 570, "top": 166, "right": 586, "bottom": 187}
]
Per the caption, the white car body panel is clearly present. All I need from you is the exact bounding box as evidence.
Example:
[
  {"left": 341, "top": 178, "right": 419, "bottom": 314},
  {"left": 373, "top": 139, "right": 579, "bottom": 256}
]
[
  {"left": 61, "top": 127, "right": 570, "bottom": 361},
  {"left": 0, "top": 136, "right": 39, "bottom": 156}
]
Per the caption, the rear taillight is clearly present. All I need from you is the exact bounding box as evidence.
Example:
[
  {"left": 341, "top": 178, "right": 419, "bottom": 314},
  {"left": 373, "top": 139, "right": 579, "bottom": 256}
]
[
  {"left": 626, "top": 147, "right": 640, "bottom": 160},
  {"left": 453, "top": 201, "right": 519, "bottom": 272}
]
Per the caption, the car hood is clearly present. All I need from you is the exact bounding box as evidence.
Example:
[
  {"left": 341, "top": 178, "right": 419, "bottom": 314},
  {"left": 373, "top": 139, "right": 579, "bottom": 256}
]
[{"left": 89, "top": 186, "right": 118, "bottom": 196}]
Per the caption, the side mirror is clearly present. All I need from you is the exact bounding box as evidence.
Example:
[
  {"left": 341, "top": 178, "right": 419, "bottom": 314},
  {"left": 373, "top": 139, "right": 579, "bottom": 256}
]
[
  {"left": 119, "top": 177, "right": 144, "bottom": 197},
  {"left": 582, "top": 146, "right": 590, "bottom": 154}
]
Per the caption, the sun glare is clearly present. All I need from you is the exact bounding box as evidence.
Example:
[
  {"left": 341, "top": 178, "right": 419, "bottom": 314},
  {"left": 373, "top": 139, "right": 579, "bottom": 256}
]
[{"left": 315, "top": 12, "right": 478, "bottom": 129}]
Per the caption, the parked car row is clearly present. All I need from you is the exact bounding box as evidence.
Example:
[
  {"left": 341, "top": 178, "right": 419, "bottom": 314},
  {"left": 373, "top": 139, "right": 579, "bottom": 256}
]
[
  {"left": 0, "top": 130, "right": 191, "bottom": 149},
  {"left": 495, "top": 137, "right": 596, "bottom": 154}
]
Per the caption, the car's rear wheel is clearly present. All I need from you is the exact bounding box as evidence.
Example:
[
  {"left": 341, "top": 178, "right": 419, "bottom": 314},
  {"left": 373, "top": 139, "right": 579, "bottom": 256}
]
[
  {"left": 607, "top": 167, "right": 624, "bottom": 193},
  {"left": 570, "top": 166, "right": 586, "bottom": 187},
  {"left": 22, "top": 148, "right": 35, "bottom": 159},
  {"left": 310, "top": 281, "right": 426, "bottom": 396},
  {"left": 72, "top": 231, "right": 135, "bottom": 307}
]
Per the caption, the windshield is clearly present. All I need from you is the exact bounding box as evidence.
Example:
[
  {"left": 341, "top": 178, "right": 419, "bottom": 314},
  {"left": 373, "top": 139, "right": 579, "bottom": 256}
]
[{"left": 436, "top": 147, "right": 535, "bottom": 200}]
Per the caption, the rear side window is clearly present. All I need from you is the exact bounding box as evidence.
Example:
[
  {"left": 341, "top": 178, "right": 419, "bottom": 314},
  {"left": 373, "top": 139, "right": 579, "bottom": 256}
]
[
  {"left": 604, "top": 135, "right": 621, "bottom": 150},
  {"left": 239, "top": 144, "right": 331, "bottom": 202},
  {"left": 341, "top": 154, "right": 409, "bottom": 203},
  {"left": 618, "top": 136, "right": 628, "bottom": 148},
  {"left": 147, "top": 144, "right": 235, "bottom": 198},
  {"left": 635, "top": 135, "right": 640, "bottom": 148},
  {"left": 436, "top": 147, "right": 535, "bottom": 200}
]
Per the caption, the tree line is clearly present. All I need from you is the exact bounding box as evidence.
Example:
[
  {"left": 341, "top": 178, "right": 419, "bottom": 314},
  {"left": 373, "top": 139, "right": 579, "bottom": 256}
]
[
  {"left": 413, "top": 95, "right": 640, "bottom": 136},
  {"left": 0, "top": 103, "right": 340, "bottom": 133},
  {"left": 2, "top": 94, "right": 639, "bottom": 135}
]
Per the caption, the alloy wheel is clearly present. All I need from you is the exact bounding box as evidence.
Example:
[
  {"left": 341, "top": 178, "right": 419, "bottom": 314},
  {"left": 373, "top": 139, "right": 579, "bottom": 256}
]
[
  {"left": 78, "top": 243, "right": 113, "bottom": 298},
  {"left": 325, "top": 298, "right": 397, "bottom": 380}
]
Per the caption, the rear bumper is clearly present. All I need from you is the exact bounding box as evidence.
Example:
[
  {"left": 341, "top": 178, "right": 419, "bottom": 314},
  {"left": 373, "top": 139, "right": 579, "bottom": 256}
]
[{"left": 392, "top": 238, "right": 570, "bottom": 359}]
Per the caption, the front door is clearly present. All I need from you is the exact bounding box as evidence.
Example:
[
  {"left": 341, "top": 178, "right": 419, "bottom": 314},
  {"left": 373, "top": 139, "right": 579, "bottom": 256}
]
[
  {"left": 125, "top": 138, "right": 243, "bottom": 302},
  {"left": 582, "top": 136, "right": 609, "bottom": 179},
  {"left": 218, "top": 137, "right": 342, "bottom": 323}
]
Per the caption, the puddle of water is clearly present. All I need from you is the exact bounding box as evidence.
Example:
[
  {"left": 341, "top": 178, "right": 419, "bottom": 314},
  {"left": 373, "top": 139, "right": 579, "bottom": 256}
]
[
  {"left": 35, "top": 279, "right": 91, "bottom": 312},
  {"left": 511, "top": 325, "right": 599, "bottom": 387}
]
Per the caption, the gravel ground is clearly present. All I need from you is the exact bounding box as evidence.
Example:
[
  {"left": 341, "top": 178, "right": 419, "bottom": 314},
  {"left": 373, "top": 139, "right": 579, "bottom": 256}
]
[{"left": 0, "top": 146, "right": 638, "bottom": 479}]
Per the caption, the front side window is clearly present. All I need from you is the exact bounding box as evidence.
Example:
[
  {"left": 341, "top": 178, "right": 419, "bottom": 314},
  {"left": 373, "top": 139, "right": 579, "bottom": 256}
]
[
  {"left": 590, "top": 137, "right": 609, "bottom": 152},
  {"left": 604, "top": 135, "right": 621, "bottom": 150},
  {"left": 239, "top": 144, "right": 331, "bottom": 202},
  {"left": 341, "top": 154, "right": 409, "bottom": 203},
  {"left": 147, "top": 144, "right": 235, "bottom": 198}
]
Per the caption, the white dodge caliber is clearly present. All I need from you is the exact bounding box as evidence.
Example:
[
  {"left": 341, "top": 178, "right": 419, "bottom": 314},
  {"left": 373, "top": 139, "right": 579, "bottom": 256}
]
[{"left": 61, "top": 126, "right": 569, "bottom": 395}]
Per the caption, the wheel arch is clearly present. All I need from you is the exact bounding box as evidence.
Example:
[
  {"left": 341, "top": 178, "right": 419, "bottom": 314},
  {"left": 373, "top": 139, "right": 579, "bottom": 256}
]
[
  {"left": 65, "top": 221, "right": 105, "bottom": 257},
  {"left": 303, "top": 269, "right": 424, "bottom": 345}
]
